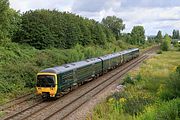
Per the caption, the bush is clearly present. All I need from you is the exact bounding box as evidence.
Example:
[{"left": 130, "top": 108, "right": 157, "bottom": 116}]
[
  {"left": 158, "top": 65, "right": 180, "bottom": 100},
  {"left": 176, "top": 65, "right": 180, "bottom": 74},
  {"left": 156, "top": 50, "right": 162, "bottom": 54},
  {"left": 135, "top": 73, "right": 142, "bottom": 81},
  {"left": 121, "top": 87, "right": 154, "bottom": 116},
  {"left": 178, "top": 47, "right": 180, "bottom": 51},
  {"left": 123, "top": 75, "right": 134, "bottom": 85},
  {"left": 137, "top": 98, "right": 180, "bottom": 120},
  {"left": 161, "top": 34, "right": 171, "bottom": 51}
]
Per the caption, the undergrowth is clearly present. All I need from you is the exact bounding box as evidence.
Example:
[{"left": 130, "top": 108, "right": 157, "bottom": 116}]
[{"left": 90, "top": 50, "right": 180, "bottom": 120}]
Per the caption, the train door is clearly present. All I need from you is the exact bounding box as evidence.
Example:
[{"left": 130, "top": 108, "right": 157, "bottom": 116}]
[{"left": 73, "top": 69, "right": 77, "bottom": 85}]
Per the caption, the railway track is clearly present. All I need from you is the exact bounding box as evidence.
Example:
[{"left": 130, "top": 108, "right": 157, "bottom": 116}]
[
  {"left": 0, "top": 93, "right": 33, "bottom": 111},
  {"left": 43, "top": 47, "right": 158, "bottom": 120},
  {"left": 0, "top": 46, "right": 158, "bottom": 120},
  {"left": 45, "top": 55, "right": 148, "bottom": 120}
]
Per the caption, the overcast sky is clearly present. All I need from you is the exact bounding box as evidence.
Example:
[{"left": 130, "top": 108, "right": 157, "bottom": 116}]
[{"left": 9, "top": 0, "right": 180, "bottom": 35}]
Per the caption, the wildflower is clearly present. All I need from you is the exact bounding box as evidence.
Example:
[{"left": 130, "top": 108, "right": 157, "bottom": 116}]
[
  {"left": 119, "top": 98, "right": 126, "bottom": 103},
  {"left": 108, "top": 98, "right": 115, "bottom": 104}
]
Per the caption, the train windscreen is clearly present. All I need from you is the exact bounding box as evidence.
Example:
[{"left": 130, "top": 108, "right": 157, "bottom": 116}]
[{"left": 37, "top": 75, "right": 55, "bottom": 87}]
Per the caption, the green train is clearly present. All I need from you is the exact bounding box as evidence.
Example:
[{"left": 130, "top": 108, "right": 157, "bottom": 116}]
[{"left": 36, "top": 48, "right": 139, "bottom": 98}]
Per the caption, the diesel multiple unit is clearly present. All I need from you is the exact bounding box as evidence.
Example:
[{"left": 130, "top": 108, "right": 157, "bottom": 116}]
[{"left": 36, "top": 48, "right": 139, "bottom": 98}]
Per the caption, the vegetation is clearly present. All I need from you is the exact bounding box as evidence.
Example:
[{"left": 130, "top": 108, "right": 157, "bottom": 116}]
[
  {"left": 90, "top": 49, "right": 180, "bottom": 120},
  {"left": 155, "top": 30, "right": 163, "bottom": 43},
  {"left": 102, "top": 16, "right": 125, "bottom": 39},
  {"left": 0, "top": 40, "right": 154, "bottom": 104},
  {"left": 0, "top": 0, "right": 153, "bottom": 104},
  {"left": 13, "top": 10, "right": 116, "bottom": 49},
  {"left": 130, "top": 26, "right": 145, "bottom": 45},
  {"left": 161, "top": 34, "right": 171, "bottom": 51},
  {"left": 172, "top": 29, "right": 180, "bottom": 39},
  {"left": 0, "top": 3, "right": 179, "bottom": 120},
  {"left": 0, "top": 0, "right": 21, "bottom": 42}
]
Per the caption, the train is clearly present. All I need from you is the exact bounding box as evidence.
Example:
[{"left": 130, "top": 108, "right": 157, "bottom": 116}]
[{"left": 36, "top": 48, "right": 139, "bottom": 98}]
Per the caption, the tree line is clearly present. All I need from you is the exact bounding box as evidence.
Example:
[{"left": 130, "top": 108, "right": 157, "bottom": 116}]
[{"left": 0, "top": 0, "right": 148, "bottom": 50}]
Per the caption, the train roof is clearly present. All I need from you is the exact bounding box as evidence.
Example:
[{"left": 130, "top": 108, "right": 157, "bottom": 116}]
[
  {"left": 99, "top": 52, "right": 121, "bottom": 60},
  {"left": 39, "top": 48, "right": 139, "bottom": 74},
  {"left": 40, "top": 58, "right": 101, "bottom": 74},
  {"left": 120, "top": 48, "right": 139, "bottom": 54}
]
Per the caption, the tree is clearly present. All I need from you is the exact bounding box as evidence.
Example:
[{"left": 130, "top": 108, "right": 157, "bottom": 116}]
[
  {"left": 156, "top": 30, "right": 163, "bottom": 43},
  {"left": 172, "top": 29, "right": 180, "bottom": 39},
  {"left": 0, "top": 0, "right": 9, "bottom": 40},
  {"left": 0, "top": 0, "right": 21, "bottom": 42},
  {"left": 161, "top": 34, "right": 171, "bottom": 51},
  {"left": 130, "top": 26, "right": 145, "bottom": 45},
  {"left": 101, "top": 16, "right": 125, "bottom": 39},
  {"left": 13, "top": 9, "right": 114, "bottom": 49},
  {"left": 91, "top": 23, "right": 106, "bottom": 45},
  {"left": 121, "top": 33, "right": 132, "bottom": 44}
]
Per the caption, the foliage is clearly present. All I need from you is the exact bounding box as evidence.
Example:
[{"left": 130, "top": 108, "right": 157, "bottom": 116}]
[
  {"left": 176, "top": 65, "right": 180, "bottom": 74},
  {"left": 121, "top": 33, "right": 132, "bottom": 44},
  {"left": 0, "top": 40, "right": 141, "bottom": 104},
  {"left": 161, "top": 34, "right": 171, "bottom": 51},
  {"left": 122, "top": 87, "right": 154, "bottom": 116},
  {"left": 137, "top": 99, "right": 180, "bottom": 120},
  {"left": 13, "top": 10, "right": 115, "bottom": 49},
  {"left": 0, "top": 0, "right": 9, "bottom": 40},
  {"left": 0, "top": 0, "right": 153, "bottom": 107},
  {"left": 101, "top": 16, "right": 125, "bottom": 39},
  {"left": 156, "top": 50, "right": 162, "bottom": 54},
  {"left": 155, "top": 30, "right": 163, "bottom": 43},
  {"left": 0, "top": 0, "right": 21, "bottom": 42},
  {"left": 130, "top": 26, "right": 145, "bottom": 45},
  {"left": 158, "top": 66, "right": 180, "bottom": 100},
  {"left": 123, "top": 74, "right": 134, "bottom": 85},
  {"left": 172, "top": 29, "right": 180, "bottom": 39}
]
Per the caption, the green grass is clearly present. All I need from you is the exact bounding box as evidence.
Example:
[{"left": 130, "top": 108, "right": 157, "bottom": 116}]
[
  {"left": 0, "top": 111, "right": 5, "bottom": 117},
  {"left": 90, "top": 50, "right": 180, "bottom": 120}
]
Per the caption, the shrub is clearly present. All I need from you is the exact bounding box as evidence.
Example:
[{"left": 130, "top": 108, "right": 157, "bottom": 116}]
[
  {"left": 178, "top": 47, "right": 180, "bottom": 51},
  {"left": 161, "top": 34, "right": 171, "bottom": 51},
  {"left": 156, "top": 50, "right": 162, "bottom": 54},
  {"left": 123, "top": 75, "right": 134, "bottom": 85},
  {"left": 137, "top": 98, "right": 180, "bottom": 120},
  {"left": 122, "top": 88, "right": 154, "bottom": 116},
  {"left": 176, "top": 65, "right": 180, "bottom": 74},
  {"left": 135, "top": 73, "right": 142, "bottom": 81},
  {"left": 158, "top": 66, "right": 180, "bottom": 100}
]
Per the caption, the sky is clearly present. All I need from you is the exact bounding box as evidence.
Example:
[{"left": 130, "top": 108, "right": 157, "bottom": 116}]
[{"left": 9, "top": 0, "right": 180, "bottom": 35}]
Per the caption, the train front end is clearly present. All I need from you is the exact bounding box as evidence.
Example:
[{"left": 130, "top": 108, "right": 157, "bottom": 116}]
[{"left": 36, "top": 73, "right": 58, "bottom": 98}]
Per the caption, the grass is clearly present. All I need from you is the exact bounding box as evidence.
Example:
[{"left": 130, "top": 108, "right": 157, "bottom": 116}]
[
  {"left": 90, "top": 50, "right": 180, "bottom": 120},
  {"left": 0, "top": 111, "right": 5, "bottom": 117}
]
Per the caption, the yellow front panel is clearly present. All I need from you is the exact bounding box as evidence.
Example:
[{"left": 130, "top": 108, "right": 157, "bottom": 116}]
[{"left": 36, "top": 73, "right": 58, "bottom": 97}]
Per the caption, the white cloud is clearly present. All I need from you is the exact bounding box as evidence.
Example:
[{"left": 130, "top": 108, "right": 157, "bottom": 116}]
[
  {"left": 9, "top": 0, "right": 180, "bottom": 35},
  {"left": 9, "top": 0, "right": 73, "bottom": 12}
]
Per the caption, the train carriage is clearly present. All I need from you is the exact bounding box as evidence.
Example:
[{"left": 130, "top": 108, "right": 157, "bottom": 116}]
[
  {"left": 36, "top": 48, "right": 139, "bottom": 98},
  {"left": 36, "top": 58, "right": 102, "bottom": 98},
  {"left": 109, "top": 53, "right": 123, "bottom": 67},
  {"left": 99, "top": 52, "right": 122, "bottom": 73},
  {"left": 132, "top": 48, "right": 140, "bottom": 58},
  {"left": 121, "top": 48, "right": 139, "bottom": 63}
]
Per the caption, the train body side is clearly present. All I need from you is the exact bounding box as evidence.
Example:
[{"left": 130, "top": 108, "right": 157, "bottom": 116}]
[{"left": 36, "top": 48, "right": 139, "bottom": 98}]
